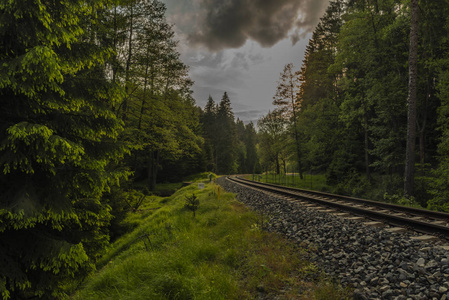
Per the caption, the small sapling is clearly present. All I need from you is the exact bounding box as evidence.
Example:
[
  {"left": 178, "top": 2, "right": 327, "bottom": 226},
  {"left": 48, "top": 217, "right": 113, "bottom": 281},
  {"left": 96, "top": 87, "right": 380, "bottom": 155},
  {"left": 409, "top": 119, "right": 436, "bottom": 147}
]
[{"left": 185, "top": 193, "right": 199, "bottom": 218}]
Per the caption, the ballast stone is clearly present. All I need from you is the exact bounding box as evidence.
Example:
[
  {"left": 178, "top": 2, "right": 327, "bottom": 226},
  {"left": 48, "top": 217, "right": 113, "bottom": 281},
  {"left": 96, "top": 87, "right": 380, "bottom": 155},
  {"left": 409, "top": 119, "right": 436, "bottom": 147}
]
[{"left": 217, "top": 177, "right": 449, "bottom": 300}]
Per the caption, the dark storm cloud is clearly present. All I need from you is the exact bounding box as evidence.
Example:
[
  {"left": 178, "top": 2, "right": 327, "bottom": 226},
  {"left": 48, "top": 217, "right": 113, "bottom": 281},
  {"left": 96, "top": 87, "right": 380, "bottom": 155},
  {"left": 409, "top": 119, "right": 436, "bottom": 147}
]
[{"left": 187, "top": 0, "right": 329, "bottom": 51}]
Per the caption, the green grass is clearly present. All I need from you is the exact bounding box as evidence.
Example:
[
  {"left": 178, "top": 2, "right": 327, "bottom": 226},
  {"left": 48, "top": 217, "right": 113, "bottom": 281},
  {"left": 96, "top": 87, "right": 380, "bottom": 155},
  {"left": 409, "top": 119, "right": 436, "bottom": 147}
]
[
  {"left": 247, "top": 173, "right": 331, "bottom": 192},
  {"left": 70, "top": 177, "right": 351, "bottom": 300},
  {"left": 153, "top": 182, "right": 184, "bottom": 196}
]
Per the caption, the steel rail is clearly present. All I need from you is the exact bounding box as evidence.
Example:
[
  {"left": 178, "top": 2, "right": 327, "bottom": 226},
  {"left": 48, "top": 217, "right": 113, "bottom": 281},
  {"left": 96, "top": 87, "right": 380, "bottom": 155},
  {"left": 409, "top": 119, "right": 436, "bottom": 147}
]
[
  {"left": 227, "top": 176, "right": 449, "bottom": 239},
  {"left": 236, "top": 177, "right": 449, "bottom": 220}
]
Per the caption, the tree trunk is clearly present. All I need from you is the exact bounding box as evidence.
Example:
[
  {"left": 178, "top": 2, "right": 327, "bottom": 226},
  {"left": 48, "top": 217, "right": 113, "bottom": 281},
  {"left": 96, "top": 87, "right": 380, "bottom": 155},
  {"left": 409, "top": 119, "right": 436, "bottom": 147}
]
[
  {"left": 275, "top": 154, "right": 280, "bottom": 175},
  {"left": 112, "top": 5, "right": 118, "bottom": 85},
  {"left": 138, "top": 47, "right": 151, "bottom": 130},
  {"left": 419, "top": 102, "right": 427, "bottom": 167},
  {"left": 283, "top": 159, "right": 287, "bottom": 175},
  {"left": 418, "top": 78, "right": 430, "bottom": 167},
  {"left": 122, "top": 2, "right": 134, "bottom": 121},
  {"left": 363, "top": 109, "right": 371, "bottom": 182},
  {"left": 291, "top": 91, "right": 303, "bottom": 179},
  {"left": 419, "top": 128, "right": 425, "bottom": 165},
  {"left": 148, "top": 150, "right": 159, "bottom": 191},
  {"left": 404, "top": 0, "right": 419, "bottom": 197}
]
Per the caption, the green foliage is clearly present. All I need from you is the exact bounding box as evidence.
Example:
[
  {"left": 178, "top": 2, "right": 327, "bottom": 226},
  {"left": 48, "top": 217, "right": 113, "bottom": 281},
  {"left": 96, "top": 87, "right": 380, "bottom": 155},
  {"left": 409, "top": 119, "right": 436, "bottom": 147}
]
[
  {"left": 332, "top": 171, "right": 372, "bottom": 198},
  {"left": 183, "top": 172, "right": 217, "bottom": 183},
  {"left": 103, "top": 0, "right": 204, "bottom": 189},
  {"left": 254, "top": 0, "right": 449, "bottom": 208},
  {"left": 272, "top": 62, "right": 304, "bottom": 176},
  {"left": 199, "top": 94, "right": 258, "bottom": 175},
  {"left": 383, "top": 193, "right": 420, "bottom": 207},
  {"left": 215, "top": 92, "right": 238, "bottom": 174},
  {"left": 184, "top": 194, "right": 199, "bottom": 218},
  {"left": 257, "top": 110, "right": 291, "bottom": 175},
  {"left": 123, "top": 188, "right": 150, "bottom": 212},
  {"left": 0, "top": 1, "right": 130, "bottom": 298},
  {"left": 429, "top": 57, "right": 449, "bottom": 212}
]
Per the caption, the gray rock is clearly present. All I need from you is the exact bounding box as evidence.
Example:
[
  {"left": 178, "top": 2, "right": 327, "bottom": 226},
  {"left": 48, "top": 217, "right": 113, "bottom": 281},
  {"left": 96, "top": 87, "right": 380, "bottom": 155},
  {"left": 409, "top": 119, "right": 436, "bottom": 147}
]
[
  {"left": 217, "top": 177, "right": 449, "bottom": 300},
  {"left": 427, "top": 260, "right": 439, "bottom": 269},
  {"left": 417, "top": 257, "right": 426, "bottom": 267}
]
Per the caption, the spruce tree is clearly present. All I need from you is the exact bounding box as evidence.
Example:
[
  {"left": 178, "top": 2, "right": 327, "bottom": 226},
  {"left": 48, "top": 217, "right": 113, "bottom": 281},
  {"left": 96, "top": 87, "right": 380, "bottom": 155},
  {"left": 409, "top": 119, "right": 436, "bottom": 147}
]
[
  {"left": 201, "top": 96, "right": 218, "bottom": 172},
  {"left": 216, "top": 92, "right": 237, "bottom": 174},
  {"left": 0, "top": 1, "right": 128, "bottom": 298}
]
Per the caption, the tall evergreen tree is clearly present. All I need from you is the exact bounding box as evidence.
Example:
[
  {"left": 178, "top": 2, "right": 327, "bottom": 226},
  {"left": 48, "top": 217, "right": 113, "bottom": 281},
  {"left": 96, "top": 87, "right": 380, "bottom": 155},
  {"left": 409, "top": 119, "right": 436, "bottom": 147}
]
[
  {"left": 215, "top": 92, "right": 237, "bottom": 174},
  {"left": 235, "top": 119, "right": 248, "bottom": 174},
  {"left": 201, "top": 96, "right": 218, "bottom": 172},
  {"left": 0, "top": 1, "right": 128, "bottom": 298},
  {"left": 296, "top": 0, "right": 344, "bottom": 181},
  {"left": 426, "top": 0, "right": 449, "bottom": 210},
  {"left": 243, "top": 122, "right": 259, "bottom": 174}
]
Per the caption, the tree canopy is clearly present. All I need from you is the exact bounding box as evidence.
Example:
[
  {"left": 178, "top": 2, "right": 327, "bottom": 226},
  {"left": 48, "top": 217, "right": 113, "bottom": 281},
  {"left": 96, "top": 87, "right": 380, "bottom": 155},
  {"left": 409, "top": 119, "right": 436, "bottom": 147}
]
[{"left": 257, "top": 0, "right": 449, "bottom": 207}]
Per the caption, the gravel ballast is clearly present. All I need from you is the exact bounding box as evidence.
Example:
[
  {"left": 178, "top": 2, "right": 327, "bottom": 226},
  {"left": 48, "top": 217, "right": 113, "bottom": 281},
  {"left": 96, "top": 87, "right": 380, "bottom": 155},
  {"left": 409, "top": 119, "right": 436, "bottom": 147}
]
[{"left": 217, "top": 177, "right": 449, "bottom": 300}]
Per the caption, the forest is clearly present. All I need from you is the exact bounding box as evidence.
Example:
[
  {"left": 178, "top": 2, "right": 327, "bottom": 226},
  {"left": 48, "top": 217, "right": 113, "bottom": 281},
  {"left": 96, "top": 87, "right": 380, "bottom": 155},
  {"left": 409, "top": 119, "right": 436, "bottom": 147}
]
[
  {"left": 1, "top": 0, "right": 449, "bottom": 298},
  {"left": 258, "top": 0, "right": 449, "bottom": 211}
]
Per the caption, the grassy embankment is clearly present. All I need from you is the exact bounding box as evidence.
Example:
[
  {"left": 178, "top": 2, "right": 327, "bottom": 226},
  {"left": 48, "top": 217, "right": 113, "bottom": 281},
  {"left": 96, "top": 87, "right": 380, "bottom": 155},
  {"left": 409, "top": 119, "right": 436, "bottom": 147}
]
[{"left": 71, "top": 175, "right": 351, "bottom": 299}]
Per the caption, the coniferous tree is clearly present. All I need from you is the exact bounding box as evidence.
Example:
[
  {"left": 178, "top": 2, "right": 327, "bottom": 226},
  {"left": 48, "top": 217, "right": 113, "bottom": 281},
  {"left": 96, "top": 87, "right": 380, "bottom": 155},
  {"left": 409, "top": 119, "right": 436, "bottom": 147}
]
[
  {"left": 215, "top": 92, "right": 237, "bottom": 174},
  {"left": 201, "top": 96, "right": 218, "bottom": 172},
  {"left": 426, "top": 1, "right": 449, "bottom": 211},
  {"left": 244, "top": 122, "right": 260, "bottom": 174},
  {"left": 429, "top": 62, "right": 449, "bottom": 211},
  {"left": 236, "top": 119, "right": 248, "bottom": 174},
  {"left": 0, "top": 1, "right": 128, "bottom": 298},
  {"left": 296, "top": 0, "right": 344, "bottom": 182}
]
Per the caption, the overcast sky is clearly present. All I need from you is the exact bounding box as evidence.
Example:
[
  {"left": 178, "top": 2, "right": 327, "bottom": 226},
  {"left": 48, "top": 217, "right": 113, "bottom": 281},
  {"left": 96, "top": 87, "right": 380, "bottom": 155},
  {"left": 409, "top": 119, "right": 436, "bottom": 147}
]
[{"left": 161, "top": 0, "right": 330, "bottom": 123}]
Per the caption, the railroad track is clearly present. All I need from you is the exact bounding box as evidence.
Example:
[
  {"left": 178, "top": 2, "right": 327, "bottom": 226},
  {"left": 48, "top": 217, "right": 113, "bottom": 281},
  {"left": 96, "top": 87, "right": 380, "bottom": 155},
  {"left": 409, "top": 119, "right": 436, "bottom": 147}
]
[{"left": 227, "top": 176, "right": 449, "bottom": 241}]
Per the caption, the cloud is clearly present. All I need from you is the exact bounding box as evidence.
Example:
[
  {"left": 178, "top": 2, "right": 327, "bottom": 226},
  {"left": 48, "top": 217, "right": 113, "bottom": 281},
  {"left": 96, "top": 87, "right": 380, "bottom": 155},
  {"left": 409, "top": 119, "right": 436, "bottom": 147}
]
[
  {"left": 234, "top": 109, "right": 268, "bottom": 123},
  {"left": 185, "top": 0, "right": 330, "bottom": 51}
]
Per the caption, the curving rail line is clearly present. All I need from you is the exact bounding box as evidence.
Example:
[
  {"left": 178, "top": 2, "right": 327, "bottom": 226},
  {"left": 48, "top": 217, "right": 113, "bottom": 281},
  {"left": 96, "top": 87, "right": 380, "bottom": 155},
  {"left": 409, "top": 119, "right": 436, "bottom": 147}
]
[{"left": 227, "top": 176, "right": 449, "bottom": 240}]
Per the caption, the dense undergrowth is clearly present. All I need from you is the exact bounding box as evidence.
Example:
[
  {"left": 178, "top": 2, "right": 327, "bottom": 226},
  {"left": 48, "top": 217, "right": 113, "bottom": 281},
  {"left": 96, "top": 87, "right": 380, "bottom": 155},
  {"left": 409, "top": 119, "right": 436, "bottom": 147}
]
[{"left": 70, "top": 175, "right": 351, "bottom": 299}]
